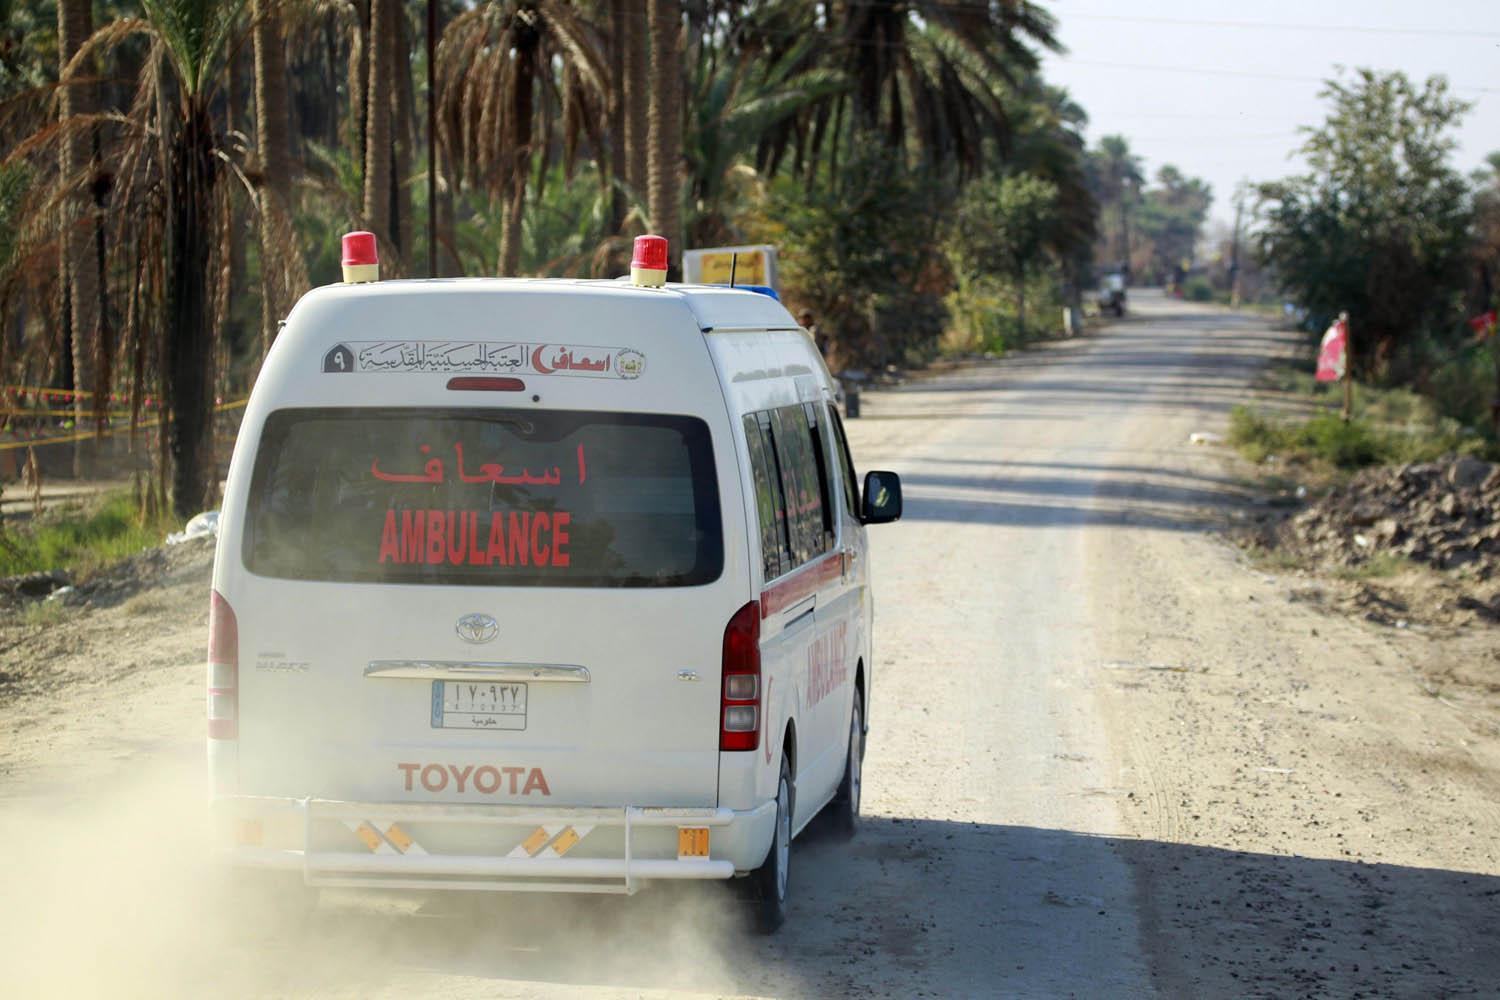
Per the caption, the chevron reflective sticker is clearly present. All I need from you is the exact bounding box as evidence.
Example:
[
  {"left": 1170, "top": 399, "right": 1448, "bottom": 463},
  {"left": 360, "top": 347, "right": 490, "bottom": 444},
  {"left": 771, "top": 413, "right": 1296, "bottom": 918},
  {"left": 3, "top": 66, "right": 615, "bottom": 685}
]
[
  {"left": 384, "top": 822, "right": 425, "bottom": 854},
  {"left": 351, "top": 820, "right": 388, "bottom": 853},
  {"left": 511, "top": 825, "right": 563, "bottom": 858},
  {"left": 539, "top": 824, "right": 594, "bottom": 858}
]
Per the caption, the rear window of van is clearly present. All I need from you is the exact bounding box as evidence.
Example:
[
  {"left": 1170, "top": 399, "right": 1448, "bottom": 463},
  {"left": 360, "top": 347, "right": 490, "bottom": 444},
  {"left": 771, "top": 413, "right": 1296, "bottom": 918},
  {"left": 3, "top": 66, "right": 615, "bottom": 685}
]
[{"left": 243, "top": 408, "right": 722, "bottom": 587}]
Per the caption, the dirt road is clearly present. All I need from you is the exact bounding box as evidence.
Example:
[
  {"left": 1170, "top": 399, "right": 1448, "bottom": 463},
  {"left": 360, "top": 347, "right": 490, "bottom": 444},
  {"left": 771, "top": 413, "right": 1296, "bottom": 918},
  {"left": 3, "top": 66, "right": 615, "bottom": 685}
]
[{"left": 2, "top": 292, "right": 1496, "bottom": 998}]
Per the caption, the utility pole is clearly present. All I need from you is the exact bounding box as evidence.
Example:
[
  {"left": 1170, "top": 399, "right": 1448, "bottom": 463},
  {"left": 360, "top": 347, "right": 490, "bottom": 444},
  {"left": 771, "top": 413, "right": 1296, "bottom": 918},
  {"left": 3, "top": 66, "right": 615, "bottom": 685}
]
[{"left": 1228, "top": 183, "right": 1245, "bottom": 308}]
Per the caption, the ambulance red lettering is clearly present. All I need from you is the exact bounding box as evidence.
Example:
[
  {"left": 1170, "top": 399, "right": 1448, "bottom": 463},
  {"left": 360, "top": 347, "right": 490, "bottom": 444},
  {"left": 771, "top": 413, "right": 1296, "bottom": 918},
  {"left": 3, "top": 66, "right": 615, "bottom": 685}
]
[
  {"left": 402, "top": 510, "right": 423, "bottom": 562},
  {"left": 806, "top": 621, "right": 849, "bottom": 708},
  {"left": 446, "top": 510, "right": 466, "bottom": 565},
  {"left": 377, "top": 509, "right": 572, "bottom": 567},
  {"left": 509, "top": 512, "right": 528, "bottom": 566}
]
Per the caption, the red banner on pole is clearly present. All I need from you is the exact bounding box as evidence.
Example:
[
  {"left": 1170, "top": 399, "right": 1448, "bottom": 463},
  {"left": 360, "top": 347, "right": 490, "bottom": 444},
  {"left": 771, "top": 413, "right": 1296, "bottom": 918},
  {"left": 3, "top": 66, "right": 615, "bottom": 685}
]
[
  {"left": 1467, "top": 310, "right": 1497, "bottom": 341},
  {"left": 1315, "top": 316, "right": 1348, "bottom": 382}
]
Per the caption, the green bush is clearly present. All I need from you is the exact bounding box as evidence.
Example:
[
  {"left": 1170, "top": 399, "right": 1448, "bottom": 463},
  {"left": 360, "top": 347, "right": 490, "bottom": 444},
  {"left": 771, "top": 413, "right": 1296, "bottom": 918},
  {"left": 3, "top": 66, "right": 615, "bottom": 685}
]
[
  {"left": 1228, "top": 405, "right": 1481, "bottom": 469},
  {"left": 0, "top": 492, "right": 178, "bottom": 578},
  {"left": 1184, "top": 276, "right": 1215, "bottom": 302}
]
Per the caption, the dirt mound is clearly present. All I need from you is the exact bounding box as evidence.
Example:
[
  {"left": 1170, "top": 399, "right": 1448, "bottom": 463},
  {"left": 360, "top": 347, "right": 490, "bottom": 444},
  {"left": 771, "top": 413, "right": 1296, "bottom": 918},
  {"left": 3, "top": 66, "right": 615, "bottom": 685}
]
[{"left": 1284, "top": 457, "right": 1499, "bottom": 577}]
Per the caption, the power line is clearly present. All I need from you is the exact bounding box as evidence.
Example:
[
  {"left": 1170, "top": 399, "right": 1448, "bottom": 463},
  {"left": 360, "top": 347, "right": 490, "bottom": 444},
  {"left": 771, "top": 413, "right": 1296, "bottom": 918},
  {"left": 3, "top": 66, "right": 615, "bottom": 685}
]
[
  {"left": 1061, "top": 58, "right": 1500, "bottom": 95},
  {"left": 1057, "top": 10, "right": 1500, "bottom": 41}
]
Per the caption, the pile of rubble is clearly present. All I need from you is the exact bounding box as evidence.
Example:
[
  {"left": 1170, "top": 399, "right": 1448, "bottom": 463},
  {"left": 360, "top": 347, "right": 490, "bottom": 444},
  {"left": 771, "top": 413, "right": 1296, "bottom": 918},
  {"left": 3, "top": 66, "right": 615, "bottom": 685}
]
[{"left": 1283, "top": 456, "right": 1499, "bottom": 577}]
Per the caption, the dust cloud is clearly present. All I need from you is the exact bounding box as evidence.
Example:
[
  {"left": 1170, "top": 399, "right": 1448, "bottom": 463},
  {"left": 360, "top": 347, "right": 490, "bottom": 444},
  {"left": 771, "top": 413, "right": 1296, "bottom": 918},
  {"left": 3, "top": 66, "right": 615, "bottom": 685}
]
[{"left": 0, "top": 758, "right": 785, "bottom": 999}]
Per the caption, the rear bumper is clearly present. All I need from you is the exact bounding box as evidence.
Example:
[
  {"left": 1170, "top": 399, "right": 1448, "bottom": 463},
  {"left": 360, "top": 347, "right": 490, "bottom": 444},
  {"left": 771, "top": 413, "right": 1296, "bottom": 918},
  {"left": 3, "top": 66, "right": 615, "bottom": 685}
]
[{"left": 213, "top": 796, "right": 777, "bottom": 895}]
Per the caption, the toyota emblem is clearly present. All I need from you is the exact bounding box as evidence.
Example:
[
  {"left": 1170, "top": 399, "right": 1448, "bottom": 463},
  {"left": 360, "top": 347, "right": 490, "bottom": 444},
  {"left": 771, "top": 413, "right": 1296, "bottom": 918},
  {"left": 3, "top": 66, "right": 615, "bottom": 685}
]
[{"left": 456, "top": 613, "right": 498, "bottom": 644}]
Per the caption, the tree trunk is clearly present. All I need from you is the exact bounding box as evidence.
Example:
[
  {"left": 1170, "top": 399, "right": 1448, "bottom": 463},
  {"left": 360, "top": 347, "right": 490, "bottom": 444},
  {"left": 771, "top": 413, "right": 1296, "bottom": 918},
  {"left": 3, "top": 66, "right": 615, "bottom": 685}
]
[
  {"left": 623, "top": 0, "right": 648, "bottom": 205},
  {"left": 1015, "top": 265, "right": 1027, "bottom": 339},
  {"left": 391, "top": 0, "right": 415, "bottom": 258},
  {"left": 253, "top": 0, "right": 295, "bottom": 356},
  {"left": 166, "top": 102, "right": 219, "bottom": 518},
  {"left": 57, "top": 0, "right": 101, "bottom": 474},
  {"left": 496, "top": 55, "right": 535, "bottom": 277},
  {"left": 437, "top": 143, "right": 457, "bottom": 276},
  {"left": 606, "top": 0, "right": 627, "bottom": 230},
  {"left": 646, "top": 0, "right": 682, "bottom": 275},
  {"left": 362, "top": 0, "right": 392, "bottom": 246}
]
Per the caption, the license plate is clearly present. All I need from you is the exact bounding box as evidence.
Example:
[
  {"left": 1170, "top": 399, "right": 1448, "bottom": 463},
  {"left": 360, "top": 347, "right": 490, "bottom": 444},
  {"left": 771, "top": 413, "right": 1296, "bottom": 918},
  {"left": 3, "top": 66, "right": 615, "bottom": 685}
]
[{"left": 431, "top": 680, "right": 527, "bottom": 730}]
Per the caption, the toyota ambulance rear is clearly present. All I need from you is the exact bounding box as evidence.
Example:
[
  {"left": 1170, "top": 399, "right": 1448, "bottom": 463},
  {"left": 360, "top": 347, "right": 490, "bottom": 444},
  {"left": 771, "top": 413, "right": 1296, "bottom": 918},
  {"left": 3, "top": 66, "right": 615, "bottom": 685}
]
[{"left": 211, "top": 254, "right": 786, "bottom": 904}]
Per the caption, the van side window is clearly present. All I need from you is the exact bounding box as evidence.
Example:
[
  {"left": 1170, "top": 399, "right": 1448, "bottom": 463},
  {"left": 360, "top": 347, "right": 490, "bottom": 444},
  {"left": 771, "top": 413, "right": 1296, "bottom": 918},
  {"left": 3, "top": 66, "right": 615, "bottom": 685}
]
[
  {"left": 803, "top": 402, "right": 838, "bottom": 546},
  {"left": 743, "top": 413, "right": 792, "bottom": 580},
  {"left": 826, "top": 403, "right": 859, "bottom": 519},
  {"left": 770, "top": 405, "right": 831, "bottom": 567}
]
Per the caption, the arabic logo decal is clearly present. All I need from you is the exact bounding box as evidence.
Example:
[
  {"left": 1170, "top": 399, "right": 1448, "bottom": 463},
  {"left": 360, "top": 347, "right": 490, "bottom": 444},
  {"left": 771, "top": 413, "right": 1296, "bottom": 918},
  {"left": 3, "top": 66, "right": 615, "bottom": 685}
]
[
  {"left": 323, "top": 344, "right": 354, "bottom": 373},
  {"left": 325, "top": 340, "right": 646, "bottom": 378},
  {"left": 455, "top": 613, "right": 499, "bottom": 645},
  {"left": 614, "top": 349, "right": 645, "bottom": 380}
]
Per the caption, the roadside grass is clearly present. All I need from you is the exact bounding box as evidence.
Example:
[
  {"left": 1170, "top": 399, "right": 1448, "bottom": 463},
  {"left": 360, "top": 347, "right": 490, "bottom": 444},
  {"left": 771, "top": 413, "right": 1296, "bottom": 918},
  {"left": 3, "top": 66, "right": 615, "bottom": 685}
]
[
  {"left": 20, "top": 599, "right": 69, "bottom": 627},
  {"left": 1331, "top": 552, "right": 1416, "bottom": 580},
  {"left": 1229, "top": 366, "right": 1490, "bottom": 474},
  {"left": 0, "top": 492, "right": 178, "bottom": 579}
]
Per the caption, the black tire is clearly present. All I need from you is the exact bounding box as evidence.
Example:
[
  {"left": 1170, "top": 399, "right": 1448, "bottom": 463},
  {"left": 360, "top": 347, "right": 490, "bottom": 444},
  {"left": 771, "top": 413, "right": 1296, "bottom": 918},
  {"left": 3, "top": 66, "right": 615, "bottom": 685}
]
[
  {"left": 829, "top": 690, "right": 864, "bottom": 839},
  {"left": 752, "top": 753, "right": 794, "bottom": 934}
]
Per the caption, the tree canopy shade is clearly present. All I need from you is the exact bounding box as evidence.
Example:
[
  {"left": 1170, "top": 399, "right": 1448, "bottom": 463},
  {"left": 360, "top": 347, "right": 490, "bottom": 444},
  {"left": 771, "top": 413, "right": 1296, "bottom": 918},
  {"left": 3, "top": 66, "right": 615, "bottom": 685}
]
[{"left": 1255, "top": 70, "right": 1474, "bottom": 380}]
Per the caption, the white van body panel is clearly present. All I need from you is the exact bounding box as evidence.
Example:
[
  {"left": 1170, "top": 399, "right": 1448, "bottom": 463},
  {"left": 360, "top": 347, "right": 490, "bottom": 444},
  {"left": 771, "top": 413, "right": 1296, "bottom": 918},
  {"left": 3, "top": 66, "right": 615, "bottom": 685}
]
[{"left": 211, "top": 279, "right": 873, "bottom": 892}]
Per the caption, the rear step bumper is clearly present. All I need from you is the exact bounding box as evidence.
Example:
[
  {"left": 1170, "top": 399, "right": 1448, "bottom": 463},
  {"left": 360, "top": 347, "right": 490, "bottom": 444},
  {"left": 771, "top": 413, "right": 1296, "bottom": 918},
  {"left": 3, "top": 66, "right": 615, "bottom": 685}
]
[{"left": 214, "top": 797, "right": 777, "bottom": 895}]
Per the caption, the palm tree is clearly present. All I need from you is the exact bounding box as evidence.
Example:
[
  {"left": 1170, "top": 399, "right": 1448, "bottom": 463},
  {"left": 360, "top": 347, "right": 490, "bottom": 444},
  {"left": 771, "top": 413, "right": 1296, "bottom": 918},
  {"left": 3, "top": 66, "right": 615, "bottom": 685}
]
[
  {"left": 57, "top": 0, "right": 107, "bottom": 457},
  {"left": 252, "top": 0, "right": 308, "bottom": 354},
  {"left": 834, "top": 0, "right": 1061, "bottom": 177},
  {"left": 45, "top": 0, "right": 249, "bottom": 515},
  {"left": 684, "top": 36, "right": 846, "bottom": 246},
  {"left": 437, "top": 0, "right": 609, "bottom": 276},
  {"left": 620, "top": 0, "right": 647, "bottom": 209},
  {"left": 1090, "top": 134, "right": 1143, "bottom": 271},
  {"left": 362, "top": 0, "right": 394, "bottom": 257},
  {"left": 646, "top": 0, "right": 681, "bottom": 274}
]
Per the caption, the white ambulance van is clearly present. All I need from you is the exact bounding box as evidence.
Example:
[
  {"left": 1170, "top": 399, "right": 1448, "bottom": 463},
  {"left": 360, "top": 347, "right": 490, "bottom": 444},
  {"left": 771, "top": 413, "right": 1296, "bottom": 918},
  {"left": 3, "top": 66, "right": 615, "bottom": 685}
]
[{"left": 210, "top": 234, "right": 901, "bottom": 931}]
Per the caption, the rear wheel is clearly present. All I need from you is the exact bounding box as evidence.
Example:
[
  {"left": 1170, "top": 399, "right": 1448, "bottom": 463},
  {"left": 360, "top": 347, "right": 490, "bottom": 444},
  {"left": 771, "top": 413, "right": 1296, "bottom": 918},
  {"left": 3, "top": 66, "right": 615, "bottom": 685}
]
[
  {"left": 751, "top": 753, "right": 794, "bottom": 934},
  {"left": 830, "top": 690, "right": 864, "bottom": 838}
]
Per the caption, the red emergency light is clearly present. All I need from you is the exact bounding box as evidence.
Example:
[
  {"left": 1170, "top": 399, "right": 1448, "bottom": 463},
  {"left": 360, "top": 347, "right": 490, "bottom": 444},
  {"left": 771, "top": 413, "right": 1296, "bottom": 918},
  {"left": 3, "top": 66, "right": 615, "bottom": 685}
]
[
  {"left": 630, "top": 235, "right": 668, "bottom": 288},
  {"left": 342, "top": 231, "right": 379, "bottom": 283}
]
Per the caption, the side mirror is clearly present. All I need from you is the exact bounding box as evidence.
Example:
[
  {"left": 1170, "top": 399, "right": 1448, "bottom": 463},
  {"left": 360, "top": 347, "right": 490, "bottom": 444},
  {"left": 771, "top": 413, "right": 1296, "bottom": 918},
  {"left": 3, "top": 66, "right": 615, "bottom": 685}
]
[{"left": 861, "top": 470, "right": 902, "bottom": 524}]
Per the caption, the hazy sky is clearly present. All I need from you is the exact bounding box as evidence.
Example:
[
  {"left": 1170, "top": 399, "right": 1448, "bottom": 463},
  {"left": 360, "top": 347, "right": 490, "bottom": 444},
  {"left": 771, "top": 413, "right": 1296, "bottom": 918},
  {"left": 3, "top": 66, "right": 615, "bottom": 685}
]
[{"left": 1038, "top": 0, "right": 1500, "bottom": 224}]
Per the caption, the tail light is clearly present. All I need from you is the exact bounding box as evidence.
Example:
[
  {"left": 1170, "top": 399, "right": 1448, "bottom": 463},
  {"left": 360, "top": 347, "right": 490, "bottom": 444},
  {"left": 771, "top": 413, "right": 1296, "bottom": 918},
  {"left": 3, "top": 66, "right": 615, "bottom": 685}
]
[
  {"left": 720, "top": 601, "right": 760, "bottom": 751},
  {"left": 207, "top": 589, "right": 238, "bottom": 740}
]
